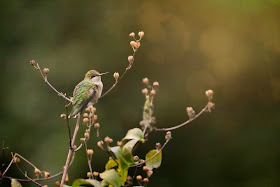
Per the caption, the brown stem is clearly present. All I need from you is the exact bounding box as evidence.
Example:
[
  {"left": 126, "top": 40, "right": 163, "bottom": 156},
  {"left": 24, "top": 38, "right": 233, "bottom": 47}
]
[
  {"left": 60, "top": 114, "right": 80, "bottom": 186},
  {"left": 14, "top": 162, "right": 43, "bottom": 187},
  {"left": 33, "top": 62, "right": 72, "bottom": 102},
  {"left": 154, "top": 104, "right": 209, "bottom": 131}
]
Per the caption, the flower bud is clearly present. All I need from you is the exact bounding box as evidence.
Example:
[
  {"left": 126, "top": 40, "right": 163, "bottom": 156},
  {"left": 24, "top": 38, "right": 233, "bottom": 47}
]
[
  {"left": 85, "top": 107, "right": 91, "bottom": 112},
  {"left": 34, "top": 168, "right": 42, "bottom": 177},
  {"left": 165, "top": 131, "right": 172, "bottom": 140},
  {"left": 130, "top": 41, "right": 136, "bottom": 48},
  {"left": 43, "top": 68, "right": 49, "bottom": 74},
  {"left": 30, "top": 60, "right": 36, "bottom": 66},
  {"left": 65, "top": 174, "right": 69, "bottom": 182},
  {"left": 97, "top": 141, "right": 104, "bottom": 149},
  {"left": 55, "top": 181, "right": 60, "bottom": 186},
  {"left": 43, "top": 185, "right": 48, "bottom": 187},
  {"left": 147, "top": 170, "right": 153, "bottom": 177},
  {"left": 94, "top": 123, "right": 100, "bottom": 129},
  {"left": 150, "top": 89, "right": 156, "bottom": 96},
  {"left": 153, "top": 82, "right": 159, "bottom": 87},
  {"left": 136, "top": 175, "right": 142, "bottom": 181},
  {"left": 142, "top": 77, "right": 149, "bottom": 84},
  {"left": 186, "top": 107, "right": 195, "bottom": 118},
  {"left": 44, "top": 171, "right": 50, "bottom": 178},
  {"left": 205, "top": 89, "right": 214, "bottom": 100},
  {"left": 83, "top": 118, "right": 89, "bottom": 124},
  {"left": 143, "top": 178, "right": 149, "bottom": 183},
  {"left": 155, "top": 142, "right": 161, "bottom": 149},
  {"left": 84, "top": 132, "right": 90, "bottom": 139},
  {"left": 139, "top": 120, "right": 145, "bottom": 127},
  {"left": 143, "top": 166, "right": 149, "bottom": 171},
  {"left": 104, "top": 136, "right": 111, "bottom": 144},
  {"left": 93, "top": 115, "right": 98, "bottom": 121},
  {"left": 138, "top": 31, "right": 144, "bottom": 39},
  {"left": 87, "top": 149, "right": 94, "bottom": 156},
  {"left": 60, "top": 113, "right": 67, "bottom": 119},
  {"left": 127, "top": 176, "right": 133, "bottom": 183},
  {"left": 113, "top": 72, "right": 119, "bottom": 81},
  {"left": 83, "top": 113, "right": 89, "bottom": 118},
  {"left": 142, "top": 88, "right": 148, "bottom": 95},
  {"left": 13, "top": 156, "right": 20, "bottom": 163},
  {"left": 80, "top": 138, "right": 86, "bottom": 143},
  {"left": 93, "top": 171, "right": 99, "bottom": 177},
  {"left": 135, "top": 41, "right": 140, "bottom": 49},
  {"left": 117, "top": 141, "right": 122, "bottom": 146},
  {"left": 129, "top": 32, "right": 135, "bottom": 37},
  {"left": 73, "top": 145, "right": 77, "bottom": 150},
  {"left": 87, "top": 172, "right": 92, "bottom": 178},
  {"left": 91, "top": 107, "right": 96, "bottom": 113},
  {"left": 133, "top": 155, "right": 139, "bottom": 161},
  {"left": 128, "top": 55, "right": 134, "bottom": 64}
]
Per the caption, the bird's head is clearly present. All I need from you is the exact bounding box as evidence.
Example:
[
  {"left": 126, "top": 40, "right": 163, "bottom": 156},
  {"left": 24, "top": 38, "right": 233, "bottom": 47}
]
[{"left": 85, "top": 70, "right": 108, "bottom": 81}]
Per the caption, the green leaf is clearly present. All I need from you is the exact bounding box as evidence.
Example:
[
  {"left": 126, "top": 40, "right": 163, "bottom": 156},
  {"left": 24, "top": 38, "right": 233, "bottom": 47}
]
[
  {"left": 11, "top": 179, "right": 22, "bottom": 187},
  {"left": 72, "top": 179, "right": 102, "bottom": 187},
  {"left": 145, "top": 149, "right": 162, "bottom": 170},
  {"left": 105, "top": 159, "right": 119, "bottom": 170},
  {"left": 100, "top": 169, "right": 122, "bottom": 187},
  {"left": 122, "top": 128, "right": 144, "bottom": 143},
  {"left": 122, "top": 139, "right": 139, "bottom": 163},
  {"left": 110, "top": 139, "right": 140, "bottom": 185}
]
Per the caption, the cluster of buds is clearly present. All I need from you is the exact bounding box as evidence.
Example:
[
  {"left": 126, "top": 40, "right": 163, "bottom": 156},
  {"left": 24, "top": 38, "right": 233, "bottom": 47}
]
[
  {"left": 30, "top": 60, "right": 49, "bottom": 79},
  {"left": 129, "top": 31, "right": 144, "bottom": 52},
  {"left": 165, "top": 131, "right": 172, "bottom": 141},
  {"left": 83, "top": 106, "right": 98, "bottom": 126},
  {"left": 186, "top": 107, "right": 195, "bottom": 119},
  {"left": 205, "top": 89, "right": 215, "bottom": 112},
  {"left": 136, "top": 174, "right": 149, "bottom": 185},
  {"left": 141, "top": 78, "right": 159, "bottom": 97}
]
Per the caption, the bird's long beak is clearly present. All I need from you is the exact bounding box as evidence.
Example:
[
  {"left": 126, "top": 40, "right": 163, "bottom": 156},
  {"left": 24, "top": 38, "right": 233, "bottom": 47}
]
[{"left": 99, "top": 72, "right": 109, "bottom": 76}]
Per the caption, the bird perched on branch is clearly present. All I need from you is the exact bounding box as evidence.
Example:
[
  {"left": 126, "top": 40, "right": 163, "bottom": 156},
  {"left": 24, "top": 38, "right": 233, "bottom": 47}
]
[{"left": 69, "top": 70, "right": 108, "bottom": 117}]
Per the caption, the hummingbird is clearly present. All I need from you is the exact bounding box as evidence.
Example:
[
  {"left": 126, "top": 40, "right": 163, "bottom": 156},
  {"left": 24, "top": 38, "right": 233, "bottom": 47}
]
[{"left": 69, "top": 70, "right": 108, "bottom": 117}]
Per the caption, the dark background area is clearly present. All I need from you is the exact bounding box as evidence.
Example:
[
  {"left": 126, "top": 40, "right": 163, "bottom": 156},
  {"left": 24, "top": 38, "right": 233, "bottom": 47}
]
[{"left": 1, "top": 0, "right": 280, "bottom": 186}]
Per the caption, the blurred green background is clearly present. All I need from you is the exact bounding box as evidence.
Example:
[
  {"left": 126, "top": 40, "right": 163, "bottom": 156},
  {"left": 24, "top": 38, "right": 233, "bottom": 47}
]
[{"left": 1, "top": 0, "right": 280, "bottom": 186}]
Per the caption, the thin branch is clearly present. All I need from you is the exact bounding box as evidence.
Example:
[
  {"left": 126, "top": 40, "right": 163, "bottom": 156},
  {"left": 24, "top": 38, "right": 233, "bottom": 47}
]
[
  {"left": 2, "top": 171, "right": 63, "bottom": 182},
  {"left": 1, "top": 155, "right": 13, "bottom": 176},
  {"left": 14, "top": 162, "right": 43, "bottom": 187},
  {"left": 31, "top": 61, "right": 72, "bottom": 102},
  {"left": 84, "top": 143, "right": 94, "bottom": 178},
  {"left": 2, "top": 152, "right": 63, "bottom": 183},
  {"left": 60, "top": 114, "right": 81, "bottom": 186},
  {"left": 154, "top": 103, "right": 209, "bottom": 131},
  {"left": 100, "top": 50, "right": 136, "bottom": 99}
]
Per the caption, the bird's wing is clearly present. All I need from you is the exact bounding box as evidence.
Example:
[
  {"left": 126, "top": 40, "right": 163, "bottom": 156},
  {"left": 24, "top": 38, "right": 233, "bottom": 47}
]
[{"left": 70, "top": 80, "right": 96, "bottom": 116}]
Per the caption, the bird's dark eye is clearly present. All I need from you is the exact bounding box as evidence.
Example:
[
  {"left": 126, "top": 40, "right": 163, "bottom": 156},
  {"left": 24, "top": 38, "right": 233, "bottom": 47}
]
[{"left": 91, "top": 75, "right": 95, "bottom": 79}]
